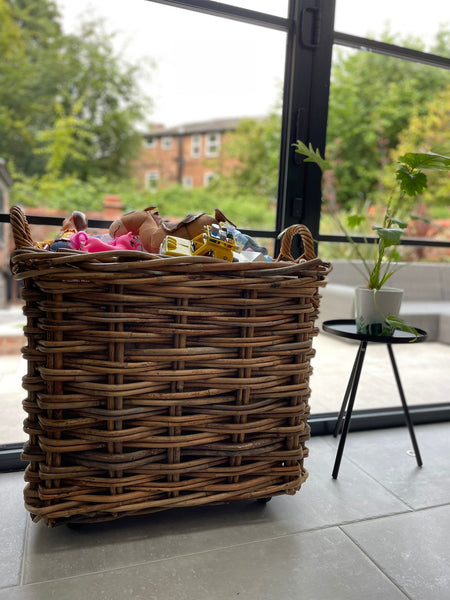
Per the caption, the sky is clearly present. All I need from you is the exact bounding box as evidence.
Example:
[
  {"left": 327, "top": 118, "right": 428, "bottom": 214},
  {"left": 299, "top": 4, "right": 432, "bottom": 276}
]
[{"left": 56, "top": 0, "right": 449, "bottom": 129}]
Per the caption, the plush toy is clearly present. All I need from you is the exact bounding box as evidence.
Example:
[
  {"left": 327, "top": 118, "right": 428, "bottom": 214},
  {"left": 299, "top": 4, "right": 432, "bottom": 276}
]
[
  {"left": 70, "top": 231, "right": 141, "bottom": 252},
  {"left": 108, "top": 207, "right": 235, "bottom": 254}
]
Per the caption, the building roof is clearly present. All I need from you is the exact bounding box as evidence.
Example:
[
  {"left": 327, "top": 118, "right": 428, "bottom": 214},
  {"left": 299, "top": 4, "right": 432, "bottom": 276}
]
[{"left": 144, "top": 116, "right": 265, "bottom": 138}]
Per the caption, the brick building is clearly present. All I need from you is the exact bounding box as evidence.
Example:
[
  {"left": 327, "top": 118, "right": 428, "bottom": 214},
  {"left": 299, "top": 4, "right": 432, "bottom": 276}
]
[{"left": 132, "top": 117, "right": 246, "bottom": 191}]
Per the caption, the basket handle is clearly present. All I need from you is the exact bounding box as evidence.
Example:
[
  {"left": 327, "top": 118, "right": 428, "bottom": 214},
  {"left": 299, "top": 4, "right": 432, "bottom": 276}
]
[
  {"left": 275, "top": 224, "right": 316, "bottom": 262},
  {"left": 10, "top": 205, "right": 37, "bottom": 249}
]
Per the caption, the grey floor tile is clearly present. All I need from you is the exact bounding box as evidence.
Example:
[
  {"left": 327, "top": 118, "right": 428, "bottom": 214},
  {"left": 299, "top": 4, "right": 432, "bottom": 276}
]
[
  {"left": 22, "top": 436, "right": 409, "bottom": 585},
  {"left": 0, "top": 471, "right": 27, "bottom": 589},
  {"left": 1, "top": 527, "right": 409, "bottom": 600},
  {"left": 342, "top": 505, "right": 450, "bottom": 600},
  {"left": 326, "top": 423, "right": 450, "bottom": 508}
]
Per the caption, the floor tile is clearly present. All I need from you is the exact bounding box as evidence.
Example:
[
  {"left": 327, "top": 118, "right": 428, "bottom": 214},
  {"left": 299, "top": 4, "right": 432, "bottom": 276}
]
[
  {"left": 0, "top": 471, "right": 27, "bottom": 589},
  {"left": 22, "top": 436, "right": 409, "bottom": 584},
  {"left": 342, "top": 505, "right": 450, "bottom": 600},
  {"left": 2, "top": 527, "right": 409, "bottom": 600},
  {"left": 326, "top": 423, "right": 450, "bottom": 508}
]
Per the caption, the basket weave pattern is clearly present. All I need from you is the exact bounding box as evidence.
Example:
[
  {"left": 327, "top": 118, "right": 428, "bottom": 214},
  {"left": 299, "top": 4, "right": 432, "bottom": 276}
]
[{"left": 10, "top": 206, "right": 331, "bottom": 526}]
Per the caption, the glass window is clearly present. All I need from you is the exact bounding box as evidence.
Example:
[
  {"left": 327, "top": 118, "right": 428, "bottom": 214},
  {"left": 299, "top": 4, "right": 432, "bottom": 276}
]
[
  {"left": 208, "top": 1, "right": 288, "bottom": 17},
  {"left": 204, "top": 172, "right": 217, "bottom": 186},
  {"left": 57, "top": 0, "right": 286, "bottom": 230},
  {"left": 161, "top": 136, "right": 173, "bottom": 150},
  {"left": 205, "top": 132, "right": 221, "bottom": 157},
  {"left": 335, "top": 0, "right": 448, "bottom": 52},
  {"left": 143, "top": 136, "right": 157, "bottom": 149},
  {"left": 2, "top": 0, "right": 449, "bottom": 461},
  {"left": 191, "top": 134, "right": 201, "bottom": 158},
  {"left": 182, "top": 175, "right": 193, "bottom": 188},
  {"left": 146, "top": 171, "right": 159, "bottom": 191}
]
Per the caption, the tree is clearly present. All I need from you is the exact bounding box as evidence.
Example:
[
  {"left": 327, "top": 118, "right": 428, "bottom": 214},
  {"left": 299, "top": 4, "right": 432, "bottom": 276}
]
[
  {"left": 379, "top": 84, "right": 450, "bottom": 215},
  {"left": 0, "top": 0, "right": 63, "bottom": 175},
  {"left": 36, "top": 95, "right": 94, "bottom": 177},
  {"left": 210, "top": 113, "right": 281, "bottom": 203},
  {"left": 1, "top": 0, "right": 152, "bottom": 179},
  {"left": 325, "top": 28, "right": 450, "bottom": 210}
]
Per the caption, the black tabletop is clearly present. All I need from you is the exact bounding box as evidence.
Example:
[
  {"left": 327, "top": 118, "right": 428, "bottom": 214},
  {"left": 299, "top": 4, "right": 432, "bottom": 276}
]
[{"left": 322, "top": 319, "right": 427, "bottom": 344}]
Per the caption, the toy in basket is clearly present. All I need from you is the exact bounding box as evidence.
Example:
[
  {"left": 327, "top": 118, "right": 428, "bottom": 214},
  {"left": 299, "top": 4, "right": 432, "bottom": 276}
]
[
  {"left": 161, "top": 223, "right": 237, "bottom": 261},
  {"left": 9, "top": 205, "right": 331, "bottom": 527}
]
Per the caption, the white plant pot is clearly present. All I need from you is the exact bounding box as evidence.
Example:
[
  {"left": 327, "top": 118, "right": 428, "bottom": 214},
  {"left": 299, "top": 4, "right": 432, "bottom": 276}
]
[{"left": 355, "top": 286, "right": 403, "bottom": 336}]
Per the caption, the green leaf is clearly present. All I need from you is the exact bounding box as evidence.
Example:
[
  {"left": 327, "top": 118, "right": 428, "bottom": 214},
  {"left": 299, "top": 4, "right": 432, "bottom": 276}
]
[
  {"left": 293, "top": 140, "right": 330, "bottom": 171},
  {"left": 390, "top": 217, "right": 407, "bottom": 229},
  {"left": 373, "top": 226, "right": 405, "bottom": 246},
  {"left": 385, "top": 315, "right": 418, "bottom": 341},
  {"left": 347, "top": 214, "right": 366, "bottom": 228},
  {"left": 410, "top": 214, "right": 433, "bottom": 225},
  {"left": 399, "top": 152, "right": 450, "bottom": 171},
  {"left": 395, "top": 166, "right": 428, "bottom": 197},
  {"left": 387, "top": 248, "right": 402, "bottom": 262}
]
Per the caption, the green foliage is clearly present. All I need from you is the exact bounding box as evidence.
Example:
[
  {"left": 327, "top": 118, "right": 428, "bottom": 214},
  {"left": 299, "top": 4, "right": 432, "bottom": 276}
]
[
  {"left": 132, "top": 186, "right": 275, "bottom": 230},
  {"left": 384, "top": 315, "right": 418, "bottom": 340},
  {"left": 326, "top": 27, "right": 450, "bottom": 210},
  {"left": 11, "top": 176, "right": 275, "bottom": 231},
  {"left": 294, "top": 141, "right": 450, "bottom": 289},
  {"left": 210, "top": 114, "right": 281, "bottom": 200},
  {"left": 1, "top": 0, "right": 151, "bottom": 180},
  {"left": 36, "top": 96, "right": 95, "bottom": 177},
  {"left": 292, "top": 141, "right": 330, "bottom": 171}
]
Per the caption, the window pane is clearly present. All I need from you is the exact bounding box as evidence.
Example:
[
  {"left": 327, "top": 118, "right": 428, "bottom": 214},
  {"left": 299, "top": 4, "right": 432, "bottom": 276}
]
[
  {"left": 208, "top": 1, "right": 288, "bottom": 17},
  {"left": 335, "top": 0, "right": 449, "bottom": 53},
  {"left": 320, "top": 46, "right": 450, "bottom": 261},
  {"left": 59, "top": 0, "right": 284, "bottom": 228},
  {"left": 1, "top": 1, "right": 287, "bottom": 448},
  {"left": 314, "top": 4, "right": 450, "bottom": 418}
]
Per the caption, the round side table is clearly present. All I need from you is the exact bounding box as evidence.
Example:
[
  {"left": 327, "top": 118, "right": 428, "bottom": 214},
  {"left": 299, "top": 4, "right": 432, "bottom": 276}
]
[{"left": 322, "top": 319, "right": 427, "bottom": 479}]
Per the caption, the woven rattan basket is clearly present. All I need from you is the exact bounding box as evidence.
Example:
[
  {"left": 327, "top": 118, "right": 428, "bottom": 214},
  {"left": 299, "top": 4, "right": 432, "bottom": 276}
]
[{"left": 10, "top": 205, "right": 331, "bottom": 526}]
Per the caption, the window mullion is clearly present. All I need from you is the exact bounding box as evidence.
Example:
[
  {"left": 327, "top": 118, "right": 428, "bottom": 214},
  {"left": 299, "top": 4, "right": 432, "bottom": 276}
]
[{"left": 276, "top": 0, "right": 336, "bottom": 256}]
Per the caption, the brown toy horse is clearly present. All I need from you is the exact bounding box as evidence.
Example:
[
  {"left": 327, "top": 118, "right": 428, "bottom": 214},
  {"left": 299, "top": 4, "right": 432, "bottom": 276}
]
[{"left": 109, "top": 207, "right": 236, "bottom": 254}]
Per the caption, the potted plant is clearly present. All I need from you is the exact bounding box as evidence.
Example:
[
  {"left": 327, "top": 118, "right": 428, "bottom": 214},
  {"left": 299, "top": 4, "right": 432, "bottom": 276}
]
[{"left": 293, "top": 141, "right": 450, "bottom": 337}]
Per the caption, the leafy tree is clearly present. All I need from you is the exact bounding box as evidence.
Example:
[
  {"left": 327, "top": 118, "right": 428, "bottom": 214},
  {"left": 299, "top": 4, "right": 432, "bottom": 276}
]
[
  {"left": 36, "top": 95, "right": 95, "bottom": 177},
  {"left": 1, "top": 0, "right": 152, "bottom": 179},
  {"left": 55, "top": 18, "right": 152, "bottom": 180},
  {"left": 0, "top": 0, "right": 62, "bottom": 175},
  {"left": 325, "top": 28, "right": 450, "bottom": 210},
  {"left": 210, "top": 113, "right": 281, "bottom": 205},
  {"left": 379, "top": 84, "right": 450, "bottom": 215}
]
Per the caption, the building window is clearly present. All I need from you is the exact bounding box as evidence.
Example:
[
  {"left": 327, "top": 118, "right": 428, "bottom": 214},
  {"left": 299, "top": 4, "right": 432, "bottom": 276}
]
[
  {"left": 161, "top": 136, "right": 173, "bottom": 150},
  {"left": 191, "top": 134, "right": 201, "bottom": 158},
  {"left": 145, "top": 171, "right": 159, "bottom": 192},
  {"left": 182, "top": 175, "right": 193, "bottom": 189},
  {"left": 143, "top": 136, "right": 157, "bottom": 149},
  {"left": 205, "top": 133, "right": 220, "bottom": 157},
  {"left": 203, "top": 172, "right": 217, "bottom": 187}
]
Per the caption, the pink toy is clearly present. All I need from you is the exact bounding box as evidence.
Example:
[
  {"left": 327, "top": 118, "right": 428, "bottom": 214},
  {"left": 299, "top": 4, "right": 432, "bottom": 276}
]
[{"left": 70, "top": 231, "right": 140, "bottom": 252}]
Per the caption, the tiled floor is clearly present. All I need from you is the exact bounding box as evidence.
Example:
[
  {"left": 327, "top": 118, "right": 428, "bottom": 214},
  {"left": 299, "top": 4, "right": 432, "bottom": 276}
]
[{"left": 1, "top": 422, "right": 449, "bottom": 599}]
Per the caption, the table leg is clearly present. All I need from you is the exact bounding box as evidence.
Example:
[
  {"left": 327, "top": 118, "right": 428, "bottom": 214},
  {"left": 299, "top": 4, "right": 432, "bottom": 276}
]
[
  {"left": 332, "top": 341, "right": 367, "bottom": 479},
  {"left": 333, "top": 346, "right": 361, "bottom": 437},
  {"left": 387, "top": 344, "right": 423, "bottom": 467}
]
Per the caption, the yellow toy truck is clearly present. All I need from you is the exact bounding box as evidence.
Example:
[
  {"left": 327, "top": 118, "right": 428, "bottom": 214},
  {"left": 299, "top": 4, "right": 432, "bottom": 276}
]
[{"left": 161, "top": 224, "right": 237, "bottom": 262}]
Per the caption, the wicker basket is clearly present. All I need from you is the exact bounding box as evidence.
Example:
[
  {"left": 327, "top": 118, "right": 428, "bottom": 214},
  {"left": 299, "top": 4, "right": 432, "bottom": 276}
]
[{"left": 10, "top": 205, "right": 331, "bottom": 526}]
